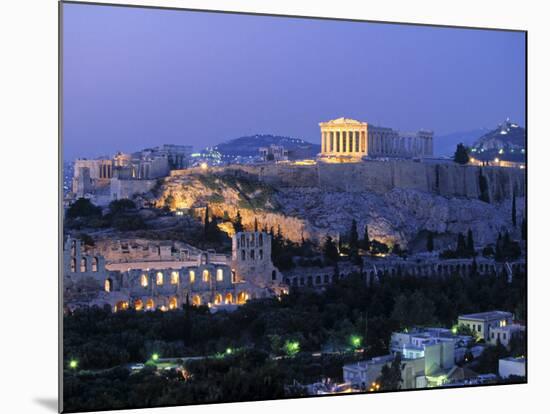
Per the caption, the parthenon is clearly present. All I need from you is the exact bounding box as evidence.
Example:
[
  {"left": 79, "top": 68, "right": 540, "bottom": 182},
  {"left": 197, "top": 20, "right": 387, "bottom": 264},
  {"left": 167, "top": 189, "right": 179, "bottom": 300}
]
[{"left": 319, "top": 117, "right": 433, "bottom": 161}]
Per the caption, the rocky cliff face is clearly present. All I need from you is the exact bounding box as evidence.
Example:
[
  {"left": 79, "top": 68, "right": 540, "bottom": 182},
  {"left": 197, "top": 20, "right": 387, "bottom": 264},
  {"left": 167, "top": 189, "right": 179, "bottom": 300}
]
[{"left": 155, "top": 166, "right": 524, "bottom": 251}]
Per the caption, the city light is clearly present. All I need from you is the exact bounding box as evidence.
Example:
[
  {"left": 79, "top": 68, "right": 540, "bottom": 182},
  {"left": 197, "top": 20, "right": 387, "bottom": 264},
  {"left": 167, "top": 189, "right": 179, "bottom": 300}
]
[
  {"left": 284, "top": 340, "right": 300, "bottom": 357},
  {"left": 349, "top": 335, "right": 362, "bottom": 349},
  {"left": 69, "top": 359, "right": 78, "bottom": 369},
  {"left": 151, "top": 353, "right": 159, "bottom": 361},
  {"left": 226, "top": 348, "right": 233, "bottom": 355},
  {"left": 368, "top": 382, "right": 380, "bottom": 392},
  {"left": 494, "top": 158, "right": 500, "bottom": 163},
  {"left": 200, "top": 162, "right": 208, "bottom": 170}
]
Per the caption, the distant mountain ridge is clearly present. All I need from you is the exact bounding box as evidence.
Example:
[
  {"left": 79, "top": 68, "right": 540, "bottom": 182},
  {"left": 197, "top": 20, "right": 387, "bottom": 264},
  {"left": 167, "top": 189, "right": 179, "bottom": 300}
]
[
  {"left": 434, "top": 128, "right": 491, "bottom": 157},
  {"left": 212, "top": 134, "right": 320, "bottom": 160}
]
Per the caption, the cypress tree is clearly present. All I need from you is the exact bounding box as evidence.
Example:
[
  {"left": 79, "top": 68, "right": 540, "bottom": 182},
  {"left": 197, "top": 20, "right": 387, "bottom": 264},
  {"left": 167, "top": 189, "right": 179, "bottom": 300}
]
[
  {"left": 427, "top": 231, "right": 434, "bottom": 252},
  {"left": 362, "top": 225, "right": 370, "bottom": 251},
  {"left": 467, "top": 229, "right": 474, "bottom": 256},
  {"left": 204, "top": 205, "right": 210, "bottom": 238},
  {"left": 512, "top": 190, "right": 517, "bottom": 227},
  {"left": 233, "top": 210, "right": 244, "bottom": 233}
]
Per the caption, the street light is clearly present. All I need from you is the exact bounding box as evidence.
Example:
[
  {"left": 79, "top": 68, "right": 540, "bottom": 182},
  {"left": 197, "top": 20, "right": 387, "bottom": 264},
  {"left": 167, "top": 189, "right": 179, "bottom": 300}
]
[
  {"left": 226, "top": 348, "right": 233, "bottom": 355},
  {"left": 151, "top": 353, "right": 159, "bottom": 362},
  {"left": 69, "top": 359, "right": 78, "bottom": 369}
]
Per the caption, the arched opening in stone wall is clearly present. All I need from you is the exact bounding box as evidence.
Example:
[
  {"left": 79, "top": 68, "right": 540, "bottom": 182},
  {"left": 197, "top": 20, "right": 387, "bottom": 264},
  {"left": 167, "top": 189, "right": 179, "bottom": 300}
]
[
  {"left": 225, "top": 293, "right": 233, "bottom": 304},
  {"left": 237, "top": 291, "right": 248, "bottom": 305},
  {"left": 189, "top": 270, "right": 195, "bottom": 283},
  {"left": 156, "top": 272, "right": 164, "bottom": 285},
  {"left": 216, "top": 268, "right": 223, "bottom": 282},
  {"left": 202, "top": 269, "right": 210, "bottom": 282},
  {"left": 146, "top": 298, "right": 155, "bottom": 310},
  {"left": 80, "top": 257, "right": 87, "bottom": 272},
  {"left": 140, "top": 274, "right": 148, "bottom": 287},
  {"left": 241, "top": 249, "right": 246, "bottom": 261},
  {"left": 192, "top": 295, "right": 201, "bottom": 306},
  {"left": 104, "top": 278, "right": 112, "bottom": 292},
  {"left": 170, "top": 271, "right": 179, "bottom": 285},
  {"left": 214, "top": 294, "right": 222, "bottom": 305},
  {"left": 92, "top": 257, "right": 98, "bottom": 272},
  {"left": 70, "top": 258, "right": 76, "bottom": 272},
  {"left": 114, "top": 301, "right": 128, "bottom": 312},
  {"left": 169, "top": 297, "right": 178, "bottom": 310},
  {"left": 134, "top": 299, "right": 143, "bottom": 311}
]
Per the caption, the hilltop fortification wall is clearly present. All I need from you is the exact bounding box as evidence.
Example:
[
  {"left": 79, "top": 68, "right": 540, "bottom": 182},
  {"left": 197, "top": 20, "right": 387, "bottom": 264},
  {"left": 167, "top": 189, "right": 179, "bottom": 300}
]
[{"left": 226, "top": 161, "right": 525, "bottom": 202}]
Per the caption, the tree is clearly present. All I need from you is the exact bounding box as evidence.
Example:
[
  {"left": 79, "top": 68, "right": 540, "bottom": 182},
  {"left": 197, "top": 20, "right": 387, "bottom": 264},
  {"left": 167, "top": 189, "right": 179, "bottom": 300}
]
[
  {"left": 456, "top": 233, "right": 467, "bottom": 254},
  {"left": 322, "top": 235, "right": 339, "bottom": 263},
  {"left": 427, "top": 231, "right": 434, "bottom": 252},
  {"left": 511, "top": 190, "right": 517, "bottom": 227},
  {"left": 233, "top": 210, "right": 244, "bottom": 233},
  {"left": 361, "top": 225, "right": 370, "bottom": 251},
  {"left": 453, "top": 143, "right": 470, "bottom": 165},
  {"left": 349, "top": 219, "right": 359, "bottom": 249},
  {"left": 467, "top": 229, "right": 475, "bottom": 256},
  {"left": 108, "top": 199, "right": 136, "bottom": 215},
  {"left": 478, "top": 169, "right": 490, "bottom": 203},
  {"left": 67, "top": 198, "right": 102, "bottom": 219},
  {"left": 204, "top": 205, "right": 210, "bottom": 238},
  {"left": 377, "top": 353, "right": 403, "bottom": 391}
]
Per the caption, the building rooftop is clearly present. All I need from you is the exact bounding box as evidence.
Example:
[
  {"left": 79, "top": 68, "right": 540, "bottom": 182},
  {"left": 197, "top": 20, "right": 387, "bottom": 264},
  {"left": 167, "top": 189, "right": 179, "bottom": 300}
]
[{"left": 458, "top": 311, "right": 513, "bottom": 321}]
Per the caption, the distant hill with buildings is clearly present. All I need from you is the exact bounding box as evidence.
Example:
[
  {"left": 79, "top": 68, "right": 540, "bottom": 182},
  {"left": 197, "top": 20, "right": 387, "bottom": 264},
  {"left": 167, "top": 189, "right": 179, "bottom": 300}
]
[
  {"left": 434, "top": 120, "right": 526, "bottom": 160},
  {"left": 212, "top": 134, "right": 320, "bottom": 161},
  {"left": 470, "top": 120, "right": 526, "bottom": 162}
]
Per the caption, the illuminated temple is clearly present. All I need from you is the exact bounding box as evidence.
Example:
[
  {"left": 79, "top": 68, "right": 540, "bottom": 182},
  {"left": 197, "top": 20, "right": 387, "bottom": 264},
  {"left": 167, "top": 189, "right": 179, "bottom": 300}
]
[{"left": 319, "top": 117, "right": 433, "bottom": 161}]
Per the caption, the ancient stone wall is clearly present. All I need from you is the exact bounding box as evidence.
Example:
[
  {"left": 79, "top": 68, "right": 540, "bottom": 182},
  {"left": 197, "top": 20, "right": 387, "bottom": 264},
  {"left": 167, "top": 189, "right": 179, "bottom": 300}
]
[{"left": 227, "top": 161, "right": 525, "bottom": 201}]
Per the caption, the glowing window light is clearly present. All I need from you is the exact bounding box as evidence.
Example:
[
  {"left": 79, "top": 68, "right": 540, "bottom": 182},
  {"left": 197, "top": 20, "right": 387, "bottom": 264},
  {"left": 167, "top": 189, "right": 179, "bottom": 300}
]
[
  {"left": 189, "top": 270, "right": 195, "bottom": 283},
  {"left": 156, "top": 272, "right": 163, "bottom": 285}
]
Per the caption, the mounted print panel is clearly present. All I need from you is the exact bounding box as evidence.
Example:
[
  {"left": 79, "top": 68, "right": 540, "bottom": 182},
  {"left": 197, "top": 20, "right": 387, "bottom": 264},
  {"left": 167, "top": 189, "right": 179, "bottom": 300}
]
[{"left": 60, "top": 1, "right": 527, "bottom": 412}]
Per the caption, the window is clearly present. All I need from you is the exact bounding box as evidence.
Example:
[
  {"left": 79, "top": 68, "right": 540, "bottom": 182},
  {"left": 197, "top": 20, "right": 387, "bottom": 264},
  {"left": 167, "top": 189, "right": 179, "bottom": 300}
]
[
  {"left": 189, "top": 270, "right": 195, "bottom": 283},
  {"left": 477, "top": 324, "right": 481, "bottom": 332},
  {"left": 491, "top": 332, "right": 495, "bottom": 339},
  {"left": 216, "top": 268, "right": 223, "bottom": 282},
  {"left": 80, "top": 257, "right": 87, "bottom": 272},
  {"left": 192, "top": 295, "right": 201, "bottom": 306},
  {"left": 169, "top": 297, "right": 178, "bottom": 310},
  {"left": 202, "top": 269, "right": 210, "bottom": 282},
  {"left": 259, "top": 233, "right": 263, "bottom": 246},
  {"left": 134, "top": 299, "right": 143, "bottom": 311},
  {"left": 250, "top": 249, "right": 255, "bottom": 260},
  {"left": 156, "top": 272, "right": 163, "bottom": 285},
  {"left": 170, "top": 271, "right": 179, "bottom": 284},
  {"left": 214, "top": 294, "right": 222, "bottom": 305},
  {"left": 92, "top": 257, "right": 98, "bottom": 272},
  {"left": 104, "top": 279, "right": 112, "bottom": 292},
  {"left": 146, "top": 298, "right": 155, "bottom": 310},
  {"left": 241, "top": 249, "right": 246, "bottom": 260},
  {"left": 70, "top": 258, "right": 76, "bottom": 272},
  {"left": 503, "top": 333, "right": 507, "bottom": 340},
  {"left": 140, "top": 274, "right": 148, "bottom": 287},
  {"left": 259, "top": 249, "right": 263, "bottom": 260}
]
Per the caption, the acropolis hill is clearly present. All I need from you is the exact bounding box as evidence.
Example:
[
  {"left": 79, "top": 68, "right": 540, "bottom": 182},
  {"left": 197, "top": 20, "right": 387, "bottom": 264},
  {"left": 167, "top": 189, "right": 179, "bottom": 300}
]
[{"left": 157, "top": 160, "right": 525, "bottom": 249}]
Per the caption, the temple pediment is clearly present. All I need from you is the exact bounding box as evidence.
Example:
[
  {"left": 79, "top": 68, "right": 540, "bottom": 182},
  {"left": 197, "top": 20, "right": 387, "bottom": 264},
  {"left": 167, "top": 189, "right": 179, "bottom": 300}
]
[{"left": 324, "top": 117, "right": 365, "bottom": 125}]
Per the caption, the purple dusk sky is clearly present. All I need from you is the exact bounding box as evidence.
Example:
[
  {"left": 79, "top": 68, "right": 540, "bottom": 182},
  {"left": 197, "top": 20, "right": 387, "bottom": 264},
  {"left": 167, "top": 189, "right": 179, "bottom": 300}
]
[{"left": 62, "top": 2, "right": 526, "bottom": 161}]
